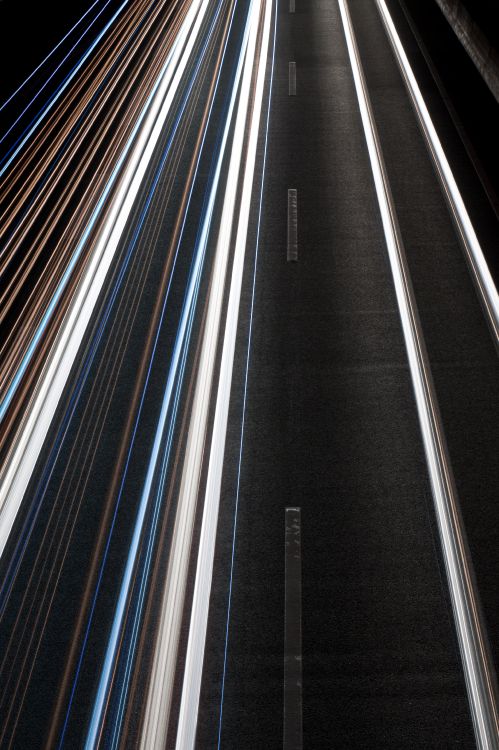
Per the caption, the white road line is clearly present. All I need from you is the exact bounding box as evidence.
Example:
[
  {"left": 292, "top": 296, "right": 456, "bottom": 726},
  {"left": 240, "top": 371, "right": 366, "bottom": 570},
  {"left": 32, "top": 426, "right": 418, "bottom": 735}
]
[
  {"left": 283, "top": 507, "right": 302, "bottom": 750},
  {"left": 0, "top": 0, "right": 212, "bottom": 561},
  {"left": 287, "top": 188, "right": 298, "bottom": 260},
  {"left": 289, "top": 61, "right": 296, "bottom": 95},
  {"left": 375, "top": 0, "right": 499, "bottom": 344},
  {"left": 338, "top": 2, "right": 499, "bottom": 748},
  {"left": 138, "top": 1, "right": 269, "bottom": 747},
  {"left": 174, "top": 0, "right": 273, "bottom": 745}
]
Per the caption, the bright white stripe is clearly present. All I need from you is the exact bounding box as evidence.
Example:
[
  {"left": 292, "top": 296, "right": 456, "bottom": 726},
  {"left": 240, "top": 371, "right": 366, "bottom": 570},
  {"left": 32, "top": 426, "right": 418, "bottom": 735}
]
[
  {"left": 287, "top": 188, "right": 298, "bottom": 260},
  {"left": 138, "top": 1, "right": 265, "bottom": 746},
  {"left": 0, "top": 0, "right": 211, "bottom": 561},
  {"left": 0, "top": 25, "right": 185, "bottom": 424},
  {"left": 175, "top": 0, "right": 273, "bottom": 744},
  {"left": 288, "top": 61, "right": 296, "bottom": 95},
  {"left": 83, "top": 0, "right": 243, "bottom": 743},
  {"left": 338, "top": 2, "right": 499, "bottom": 748},
  {"left": 375, "top": 0, "right": 499, "bottom": 343}
]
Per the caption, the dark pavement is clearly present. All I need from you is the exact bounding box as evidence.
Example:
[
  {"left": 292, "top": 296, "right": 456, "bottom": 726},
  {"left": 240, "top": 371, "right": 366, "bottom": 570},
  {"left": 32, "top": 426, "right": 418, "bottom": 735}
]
[
  {"left": 0, "top": 0, "right": 497, "bottom": 747},
  {"left": 198, "top": 0, "right": 498, "bottom": 747}
]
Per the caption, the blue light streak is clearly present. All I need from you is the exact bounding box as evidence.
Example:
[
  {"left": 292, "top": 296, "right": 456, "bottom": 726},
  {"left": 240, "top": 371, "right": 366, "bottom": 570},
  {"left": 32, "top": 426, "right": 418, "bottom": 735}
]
[
  {"left": 217, "top": 0, "right": 278, "bottom": 745},
  {"left": 0, "top": 0, "right": 103, "bottom": 113},
  {"left": 1, "top": 0, "right": 158, "bottom": 255},
  {"left": 0, "top": 0, "right": 116, "bottom": 146},
  {"left": 0, "top": 24, "right": 183, "bottom": 423},
  {"left": 0, "top": 0, "right": 131, "bottom": 173},
  {"left": 83, "top": 2, "right": 256, "bottom": 745},
  {"left": 106, "top": 20, "right": 247, "bottom": 737}
]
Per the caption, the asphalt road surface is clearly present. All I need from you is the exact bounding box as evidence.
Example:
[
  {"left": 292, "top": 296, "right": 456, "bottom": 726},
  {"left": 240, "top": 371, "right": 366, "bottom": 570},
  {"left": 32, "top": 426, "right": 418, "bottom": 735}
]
[{"left": 0, "top": 0, "right": 498, "bottom": 748}]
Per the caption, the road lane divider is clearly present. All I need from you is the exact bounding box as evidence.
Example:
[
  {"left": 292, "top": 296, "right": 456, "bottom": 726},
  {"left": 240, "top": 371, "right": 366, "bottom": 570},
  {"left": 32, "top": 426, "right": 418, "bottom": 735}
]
[
  {"left": 338, "top": 1, "right": 499, "bottom": 747},
  {"left": 287, "top": 188, "right": 298, "bottom": 261},
  {"left": 284, "top": 507, "right": 303, "bottom": 750},
  {"left": 289, "top": 61, "right": 297, "bottom": 95}
]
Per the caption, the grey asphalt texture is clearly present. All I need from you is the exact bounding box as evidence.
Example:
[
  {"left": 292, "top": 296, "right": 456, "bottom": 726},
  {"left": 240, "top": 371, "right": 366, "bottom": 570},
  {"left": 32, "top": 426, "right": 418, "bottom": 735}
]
[
  {"left": 197, "top": 0, "right": 498, "bottom": 747},
  {"left": 0, "top": 0, "right": 497, "bottom": 746}
]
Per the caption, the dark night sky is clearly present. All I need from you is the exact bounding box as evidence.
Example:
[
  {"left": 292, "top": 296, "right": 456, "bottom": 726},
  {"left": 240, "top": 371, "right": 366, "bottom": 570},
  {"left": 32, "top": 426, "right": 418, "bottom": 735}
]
[
  {"left": 0, "top": 0, "right": 496, "bottom": 105},
  {"left": 0, "top": 0, "right": 92, "bottom": 101},
  {"left": 0, "top": 0, "right": 125, "bottom": 156}
]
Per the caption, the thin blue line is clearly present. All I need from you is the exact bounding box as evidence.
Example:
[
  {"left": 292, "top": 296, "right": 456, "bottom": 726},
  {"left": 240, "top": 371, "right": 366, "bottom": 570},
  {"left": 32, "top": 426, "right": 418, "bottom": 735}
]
[
  {"left": 0, "top": 29, "right": 187, "bottom": 614},
  {"left": 0, "top": 0, "right": 103, "bottom": 112},
  {"left": 217, "top": 0, "right": 278, "bottom": 745},
  {"left": 0, "top": 21, "right": 181, "bottom": 423},
  {"left": 1, "top": 0, "right": 204, "bottom": 624},
  {"left": 108, "top": 261, "right": 200, "bottom": 750},
  {"left": 0, "top": 0, "right": 130, "bottom": 174},
  {"left": 57, "top": 19, "right": 224, "bottom": 741},
  {"left": 105, "top": 3, "right": 250, "bottom": 722},
  {"left": 63, "top": 2, "right": 239, "bottom": 744},
  {"left": 83, "top": 0, "right": 255, "bottom": 740},
  {"left": 0, "top": 1, "right": 156, "bottom": 259}
]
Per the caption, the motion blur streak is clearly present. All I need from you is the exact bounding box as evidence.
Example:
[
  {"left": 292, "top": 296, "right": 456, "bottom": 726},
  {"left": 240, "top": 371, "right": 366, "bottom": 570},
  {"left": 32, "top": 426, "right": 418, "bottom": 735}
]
[
  {"left": 175, "top": 0, "right": 273, "bottom": 745},
  {"left": 339, "top": 0, "right": 499, "bottom": 745},
  {"left": 0, "top": 0, "right": 210, "bottom": 560},
  {"left": 0, "top": 0, "right": 120, "bottom": 147},
  {"left": 0, "top": 0, "right": 184, "bottom": 436},
  {"left": 375, "top": 0, "right": 499, "bottom": 342},
  {"left": 0, "top": 0, "right": 279, "bottom": 739},
  {"left": 83, "top": 0, "right": 238, "bottom": 744},
  {"left": 3, "top": 0, "right": 494, "bottom": 746},
  {"left": 136, "top": 0, "right": 272, "bottom": 744}
]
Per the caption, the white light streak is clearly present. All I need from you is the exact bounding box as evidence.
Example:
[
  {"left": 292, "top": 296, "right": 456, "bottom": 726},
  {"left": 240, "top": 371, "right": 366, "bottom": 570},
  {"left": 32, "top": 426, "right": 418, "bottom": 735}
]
[
  {"left": 0, "top": 0, "right": 212, "bottom": 562},
  {"left": 375, "top": 0, "right": 499, "bottom": 343},
  {"left": 175, "top": 0, "right": 273, "bottom": 744},
  {"left": 138, "top": 0, "right": 267, "bottom": 746},
  {"left": 338, "top": 2, "right": 499, "bottom": 748}
]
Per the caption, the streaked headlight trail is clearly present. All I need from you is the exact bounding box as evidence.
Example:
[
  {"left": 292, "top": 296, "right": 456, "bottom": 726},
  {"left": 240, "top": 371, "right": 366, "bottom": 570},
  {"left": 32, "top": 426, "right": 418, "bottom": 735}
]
[
  {"left": 0, "top": 0, "right": 276, "bottom": 745},
  {"left": 2, "top": 0, "right": 493, "bottom": 747}
]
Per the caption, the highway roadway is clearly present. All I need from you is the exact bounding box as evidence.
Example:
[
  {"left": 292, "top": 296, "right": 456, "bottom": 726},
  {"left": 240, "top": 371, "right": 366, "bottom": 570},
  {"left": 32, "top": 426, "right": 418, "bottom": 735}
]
[
  {"left": 197, "top": 1, "right": 499, "bottom": 748},
  {"left": 0, "top": 0, "right": 498, "bottom": 748}
]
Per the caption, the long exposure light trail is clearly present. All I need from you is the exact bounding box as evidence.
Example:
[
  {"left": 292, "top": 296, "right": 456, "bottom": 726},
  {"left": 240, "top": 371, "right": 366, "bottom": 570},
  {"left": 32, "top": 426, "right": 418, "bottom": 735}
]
[
  {"left": 0, "top": 0, "right": 276, "bottom": 741},
  {"left": 176, "top": 0, "right": 274, "bottom": 745},
  {"left": 1, "top": 0, "right": 498, "bottom": 747},
  {"left": 137, "top": 3, "right": 258, "bottom": 741},
  {"left": 0, "top": 0, "right": 188, "bottom": 454},
  {"left": 0, "top": 0, "right": 183, "bottom": 423},
  {"left": 0, "top": 0, "right": 132, "bottom": 174},
  {"left": 0, "top": 0, "right": 103, "bottom": 113},
  {"left": 0, "top": 0, "right": 120, "bottom": 147},
  {"left": 0, "top": 0, "right": 211, "bottom": 558},
  {"left": 375, "top": 0, "right": 499, "bottom": 342},
  {"left": 81, "top": 0, "right": 274, "bottom": 744}
]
